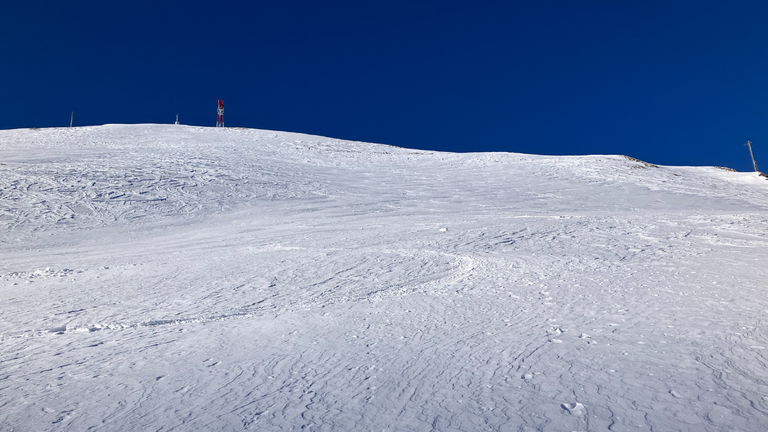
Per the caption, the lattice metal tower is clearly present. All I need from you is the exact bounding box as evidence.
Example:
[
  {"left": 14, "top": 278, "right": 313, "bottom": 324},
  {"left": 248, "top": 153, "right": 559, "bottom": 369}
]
[{"left": 216, "top": 100, "right": 224, "bottom": 127}]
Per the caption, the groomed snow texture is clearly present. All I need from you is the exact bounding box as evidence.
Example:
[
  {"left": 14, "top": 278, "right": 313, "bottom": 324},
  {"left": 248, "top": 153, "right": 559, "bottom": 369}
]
[{"left": 2, "top": 124, "right": 768, "bottom": 431}]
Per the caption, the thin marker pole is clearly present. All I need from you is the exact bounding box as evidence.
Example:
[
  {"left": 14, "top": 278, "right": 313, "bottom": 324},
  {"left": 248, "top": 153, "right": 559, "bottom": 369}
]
[
  {"left": 70, "top": 111, "right": 73, "bottom": 128},
  {"left": 745, "top": 140, "right": 759, "bottom": 172}
]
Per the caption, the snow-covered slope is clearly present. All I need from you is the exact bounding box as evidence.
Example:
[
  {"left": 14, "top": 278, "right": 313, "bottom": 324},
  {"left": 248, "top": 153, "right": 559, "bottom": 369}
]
[{"left": 1, "top": 124, "right": 767, "bottom": 431}]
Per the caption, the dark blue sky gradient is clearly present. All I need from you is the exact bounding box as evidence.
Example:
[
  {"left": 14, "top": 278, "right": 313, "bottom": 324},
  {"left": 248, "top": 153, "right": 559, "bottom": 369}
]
[{"left": 2, "top": 1, "right": 767, "bottom": 170}]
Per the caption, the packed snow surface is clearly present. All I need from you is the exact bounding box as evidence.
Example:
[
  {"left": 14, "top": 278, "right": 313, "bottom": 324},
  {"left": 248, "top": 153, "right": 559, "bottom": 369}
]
[{"left": 1, "top": 124, "right": 768, "bottom": 431}]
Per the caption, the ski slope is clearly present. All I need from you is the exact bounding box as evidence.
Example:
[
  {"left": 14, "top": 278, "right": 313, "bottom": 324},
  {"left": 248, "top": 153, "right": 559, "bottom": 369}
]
[{"left": 1, "top": 124, "right": 767, "bottom": 431}]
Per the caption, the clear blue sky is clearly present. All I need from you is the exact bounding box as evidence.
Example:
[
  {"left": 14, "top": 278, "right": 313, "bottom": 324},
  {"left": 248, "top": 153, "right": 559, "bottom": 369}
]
[{"left": 2, "top": 1, "right": 767, "bottom": 171}]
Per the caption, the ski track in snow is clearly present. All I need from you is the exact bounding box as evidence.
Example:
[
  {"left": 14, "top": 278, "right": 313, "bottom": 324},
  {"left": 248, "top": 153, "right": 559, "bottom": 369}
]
[{"left": 1, "top": 124, "right": 768, "bottom": 431}]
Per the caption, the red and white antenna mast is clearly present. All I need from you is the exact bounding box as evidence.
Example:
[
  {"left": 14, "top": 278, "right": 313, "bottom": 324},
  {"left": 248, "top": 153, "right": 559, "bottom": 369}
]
[{"left": 216, "top": 100, "right": 224, "bottom": 127}]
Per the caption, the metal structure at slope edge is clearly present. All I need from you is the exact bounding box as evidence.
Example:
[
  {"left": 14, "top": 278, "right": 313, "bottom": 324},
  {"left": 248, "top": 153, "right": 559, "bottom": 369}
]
[
  {"left": 745, "top": 140, "right": 758, "bottom": 172},
  {"left": 216, "top": 100, "right": 224, "bottom": 127}
]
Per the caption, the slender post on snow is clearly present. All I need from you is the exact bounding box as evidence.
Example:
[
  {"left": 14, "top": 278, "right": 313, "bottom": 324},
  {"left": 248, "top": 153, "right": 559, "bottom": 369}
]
[
  {"left": 745, "top": 140, "right": 759, "bottom": 172},
  {"left": 175, "top": 114, "right": 179, "bottom": 125},
  {"left": 70, "top": 111, "right": 73, "bottom": 128}
]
